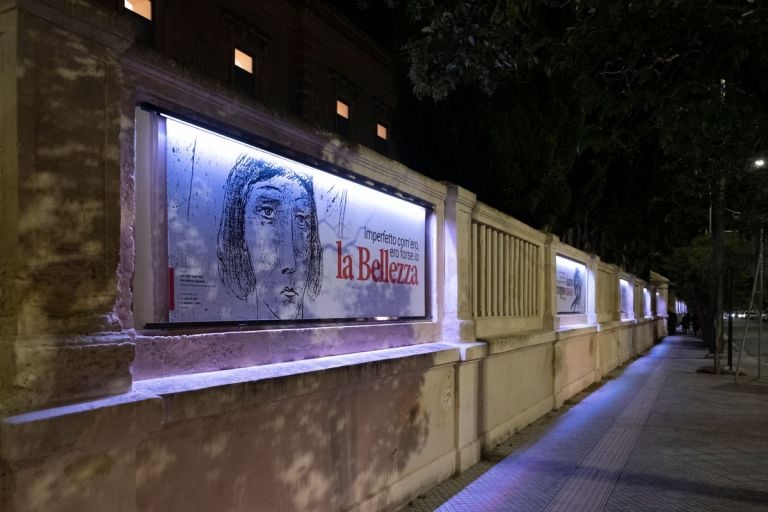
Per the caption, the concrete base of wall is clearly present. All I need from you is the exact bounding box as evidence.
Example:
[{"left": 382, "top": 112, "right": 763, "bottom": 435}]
[
  {"left": 0, "top": 319, "right": 659, "bottom": 512},
  {"left": 351, "top": 450, "right": 456, "bottom": 512},
  {"left": 480, "top": 395, "right": 553, "bottom": 450}
]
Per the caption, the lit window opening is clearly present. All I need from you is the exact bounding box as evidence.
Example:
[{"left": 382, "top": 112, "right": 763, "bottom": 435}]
[
  {"left": 336, "top": 100, "right": 349, "bottom": 119},
  {"left": 234, "top": 48, "right": 253, "bottom": 74},
  {"left": 125, "top": 0, "right": 152, "bottom": 21},
  {"left": 376, "top": 123, "right": 388, "bottom": 140}
]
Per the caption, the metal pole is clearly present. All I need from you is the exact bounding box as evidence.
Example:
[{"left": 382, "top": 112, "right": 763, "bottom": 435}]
[
  {"left": 735, "top": 228, "right": 763, "bottom": 382},
  {"left": 760, "top": 221, "right": 764, "bottom": 379},
  {"left": 728, "top": 272, "right": 733, "bottom": 371}
]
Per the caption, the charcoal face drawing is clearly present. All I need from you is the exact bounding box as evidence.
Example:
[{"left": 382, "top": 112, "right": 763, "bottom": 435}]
[{"left": 217, "top": 155, "right": 322, "bottom": 319}]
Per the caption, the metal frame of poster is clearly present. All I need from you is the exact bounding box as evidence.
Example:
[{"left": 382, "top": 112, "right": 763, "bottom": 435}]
[
  {"left": 555, "top": 255, "right": 586, "bottom": 315},
  {"left": 139, "top": 109, "right": 431, "bottom": 326}
]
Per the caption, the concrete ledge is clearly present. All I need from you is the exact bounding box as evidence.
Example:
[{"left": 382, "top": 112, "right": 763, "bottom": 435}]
[
  {"left": 596, "top": 320, "right": 627, "bottom": 332},
  {"left": 557, "top": 314, "right": 590, "bottom": 329},
  {"left": 1, "top": 342, "right": 460, "bottom": 462},
  {"left": 556, "top": 325, "right": 598, "bottom": 340},
  {"left": 1, "top": 391, "right": 161, "bottom": 462},
  {"left": 4, "top": 333, "right": 134, "bottom": 416},
  {"left": 441, "top": 340, "right": 487, "bottom": 361},
  {"left": 135, "top": 342, "right": 460, "bottom": 424},
  {"left": 134, "top": 321, "right": 441, "bottom": 379},
  {"left": 480, "top": 329, "right": 557, "bottom": 356}
]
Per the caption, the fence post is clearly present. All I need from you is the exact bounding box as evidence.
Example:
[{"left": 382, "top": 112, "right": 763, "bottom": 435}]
[
  {"left": 443, "top": 184, "right": 478, "bottom": 342},
  {"left": 587, "top": 255, "right": 599, "bottom": 326},
  {"left": 543, "top": 234, "right": 558, "bottom": 331}
]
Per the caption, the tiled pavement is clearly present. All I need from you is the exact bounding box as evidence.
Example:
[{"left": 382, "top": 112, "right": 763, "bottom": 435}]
[{"left": 401, "top": 336, "right": 768, "bottom": 511}]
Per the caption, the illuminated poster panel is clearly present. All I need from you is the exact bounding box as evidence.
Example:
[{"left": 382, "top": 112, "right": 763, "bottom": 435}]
[
  {"left": 644, "top": 288, "right": 652, "bottom": 318},
  {"left": 556, "top": 256, "right": 586, "bottom": 314},
  {"left": 165, "top": 117, "right": 427, "bottom": 322},
  {"left": 619, "top": 279, "right": 631, "bottom": 320}
]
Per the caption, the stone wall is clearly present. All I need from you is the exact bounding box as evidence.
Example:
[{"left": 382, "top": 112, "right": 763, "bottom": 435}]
[
  {"left": 1, "top": 0, "right": 134, "bottom": 416},
  {"left": 0, "top": 2, "right": 674, "bottom": 511}
]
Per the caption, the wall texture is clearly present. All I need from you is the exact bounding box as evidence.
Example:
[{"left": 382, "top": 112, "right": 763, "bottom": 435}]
[{"left": 0, "top": 2, "right": 672, "bottom": 511}]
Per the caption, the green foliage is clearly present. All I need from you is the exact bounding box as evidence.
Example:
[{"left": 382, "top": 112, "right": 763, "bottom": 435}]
[
  {"left": 663, "top": 232, "right": 754, "bottom": 312},
  {"left": 383, "top": 0, "right": 768, "bottom": 279},
  {"left": 402, "top": 0, "right": 538, "bottom": 100}
]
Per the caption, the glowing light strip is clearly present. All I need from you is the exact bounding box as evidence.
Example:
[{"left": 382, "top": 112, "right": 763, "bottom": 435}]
[{"left": 159, "top": 113, "right": 428, "bottom": 213}]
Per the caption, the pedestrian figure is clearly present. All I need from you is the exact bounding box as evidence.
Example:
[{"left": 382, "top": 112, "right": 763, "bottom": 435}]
[
  {"left": 691, "top": 312, "right": 700, "bottom": 336},
  {"left": 668, "top": 310, "right": 678, "bottom": 334},
  {"left": 681, "top": 312, "right": 691, "bottom": 334}
]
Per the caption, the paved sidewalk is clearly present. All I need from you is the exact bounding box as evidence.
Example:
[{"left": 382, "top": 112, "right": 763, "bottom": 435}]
[{"left": 401, "top": 335, "right": 768, "bottom": 511}]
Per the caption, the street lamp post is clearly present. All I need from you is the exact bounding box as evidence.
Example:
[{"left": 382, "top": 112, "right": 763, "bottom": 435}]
[
  {"left": 734, "top": 157, "right": 767, "bottom": 381},
  {"left": 754, "top": 159, "right": 765, "bottom": 379}
]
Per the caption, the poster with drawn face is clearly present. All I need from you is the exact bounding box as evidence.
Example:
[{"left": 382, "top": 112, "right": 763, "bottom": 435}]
[
  {"left": 555, "top": 256, "right": 585, "bottom": 314},
  {"left": 165, "top": 117, "right": 427, "bottom": 322}
]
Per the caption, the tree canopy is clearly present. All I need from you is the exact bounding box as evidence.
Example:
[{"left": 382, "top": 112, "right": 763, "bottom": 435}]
[{"left": 370, "top": 0, "right": 768, "bottom": 281}]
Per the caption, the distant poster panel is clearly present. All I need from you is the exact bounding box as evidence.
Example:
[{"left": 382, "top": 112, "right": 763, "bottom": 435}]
[
  {"left": 644, "top": 288, "right": 652, "bottom": 317},
  {"left": 556, "top": 256, "right": 585, "bottom": 314},
  {"left": 619, "top": 279, "right": 631, "bottom": 319},
  {"left": 657, "top": 292, "right": 667, "bottom": 316},
  {"left": 165, "top": 116, "right": 427, "bottom": 322}
]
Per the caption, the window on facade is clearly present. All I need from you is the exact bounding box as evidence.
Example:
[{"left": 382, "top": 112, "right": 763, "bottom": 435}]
[
  {"left": 376, "top": 123, "right": 388, "bottom": 140},
  {"left": 234, "top": 49, "right": 253, "bottom": 73},
  {"left": 125, "top": 0, "right": 152, "bottom": 21},
  {"left": 375, "top": 123, "right": 388, "bottom": 154},
  {"left": 233, "top": 48, "right": 255, "bottom": 93},
  {"left": 336, "top": 100, "right": 349, "bottom": 119},
  {"left": 335, "top": 100, "right": 350, "bottom": 137}
]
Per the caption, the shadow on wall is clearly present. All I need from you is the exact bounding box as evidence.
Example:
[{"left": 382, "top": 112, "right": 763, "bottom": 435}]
[
  {"left": 9, "top": 18, "right": 127, "bottom": 413},
  {"left": 17, "top": 23, "right": 122, "bottom": 335},
  {"left": 135, "top": 369, "right": 438, "bottom": 511},
  {"left": 1, "top": 460, "right": 10, "bottom": 512}
]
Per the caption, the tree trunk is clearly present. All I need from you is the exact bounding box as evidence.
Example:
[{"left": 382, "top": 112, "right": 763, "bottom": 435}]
[{"left": 709, "top": 175, "right": 725, "bottom": 373}]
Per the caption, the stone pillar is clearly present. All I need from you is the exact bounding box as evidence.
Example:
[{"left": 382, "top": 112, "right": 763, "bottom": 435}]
[
  {"left": 0, "top": 1, "right": 134, "bottom": 416},
  {"left": 586, "top": 255, "right": 599, "bottom": 325},
  {"left": 452, "top": 342, "right": 487, "bottom": 472},
  {"left": 651, "top": 272, "right": 670, "bottom": 318},
  {"left": 651, "top": 271, "right": 670, "bottom": 338},
  {"left": 610, "top": 265, "right": 621, "bottom": 322},
  {"left": 442, "top": 185, "right": 487, "bottom": 472},
  {"left": 542, "top": 233, "right": 558, "bottom": 331},
  {"left": 0, "top": 4, "right": 20, "bottom": 417},
  {"left": 442, "top": 184, "right": 477, "bottom": 342}
]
